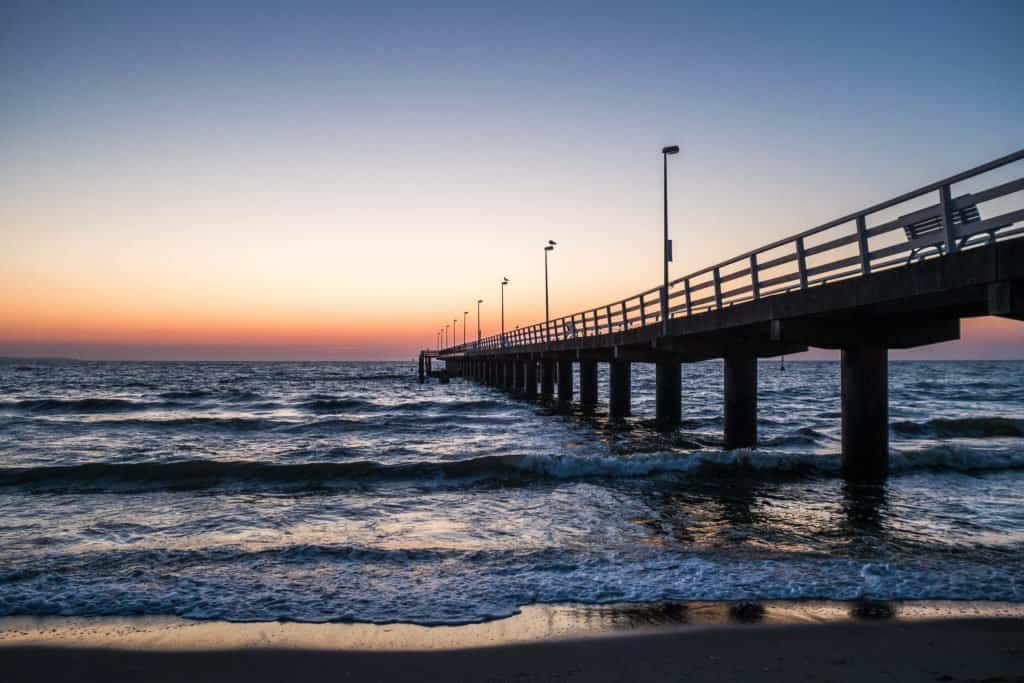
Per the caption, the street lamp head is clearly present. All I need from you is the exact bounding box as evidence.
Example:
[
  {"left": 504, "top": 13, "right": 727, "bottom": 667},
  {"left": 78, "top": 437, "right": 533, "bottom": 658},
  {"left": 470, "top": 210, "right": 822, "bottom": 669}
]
[
  {"left": 464, "top": 310, "right": 468, "bottom": 315},
  {"left": 502, "top": 277, "right": 509, "bottom": 285},
  {"left": 544, "top": 245, "right": 553, "bottom": 251},
  {"left": 662, "top": 145, "right": 680, "bottom": 155},
  {"left": 477, "top": 299, "right": 483, "bottom": 303},
  {"left": 548, "top": 240, "right": 556, "bottom": 246}
]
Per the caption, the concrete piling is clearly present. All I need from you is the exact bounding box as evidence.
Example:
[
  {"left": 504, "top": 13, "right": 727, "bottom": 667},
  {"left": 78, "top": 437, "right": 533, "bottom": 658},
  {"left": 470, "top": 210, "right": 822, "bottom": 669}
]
[
  {"left": 655, "top": 355, "right": 681, "bottom": 430},
  {"left": 524, "top": 360, "right": 537, "bottom": 398},
  {"left": 724, "top": 351, "right": 758, "bottom": 449},
  {"left": 558, "top": 359, "right": 573, "bottom": 403},
  {"left": 608, "top": 360, "right": 631, "bottom": 418},
  {"left": 579, "top": 360, "right": 598, "bottom": 408},
  {"left": 541, "top": 359, "right": 555, "bottom": 398},
  {"left": 841, "top": 346, "right": 888, "bottom": 481}
]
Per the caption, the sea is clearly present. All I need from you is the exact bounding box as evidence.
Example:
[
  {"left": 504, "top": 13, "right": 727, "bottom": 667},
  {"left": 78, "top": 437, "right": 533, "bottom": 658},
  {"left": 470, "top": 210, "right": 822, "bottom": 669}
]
[{"left": 1, "top": 359, "right": 1022, "bottom": 625}]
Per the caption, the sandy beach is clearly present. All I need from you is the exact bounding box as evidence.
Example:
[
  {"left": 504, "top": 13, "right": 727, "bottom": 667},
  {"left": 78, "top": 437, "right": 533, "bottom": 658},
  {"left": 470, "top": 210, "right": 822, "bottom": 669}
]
[{"left": 2, "top": 602, "right": 1023, "bottom": 682}]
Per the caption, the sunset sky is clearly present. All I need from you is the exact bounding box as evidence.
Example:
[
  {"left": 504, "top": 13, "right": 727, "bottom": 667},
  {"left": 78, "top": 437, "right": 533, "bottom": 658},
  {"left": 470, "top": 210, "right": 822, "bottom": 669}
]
[{"left": 2, "top": 1, "right": 1022, "bottom": 360}]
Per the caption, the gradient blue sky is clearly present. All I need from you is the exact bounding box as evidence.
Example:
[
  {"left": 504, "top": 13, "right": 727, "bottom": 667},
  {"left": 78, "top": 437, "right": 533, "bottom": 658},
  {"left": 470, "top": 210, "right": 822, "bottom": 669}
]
[{"left": 2, "top": 1, "right": 1022, "bottom": 359}]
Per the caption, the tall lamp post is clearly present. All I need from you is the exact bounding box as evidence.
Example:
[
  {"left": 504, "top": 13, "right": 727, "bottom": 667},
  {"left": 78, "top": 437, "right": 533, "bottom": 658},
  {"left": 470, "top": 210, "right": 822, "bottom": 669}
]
[
  {"left": 476, "top": 299, "right": 483, "bottom": 346},
  {"left": 661, "top": 145, "right": 680, "bottom": 333},
  {"left": 452, "top": 318, "right": 457, "bottom": 349},
  {"left": 544, "top": 240, "right": 556, "bottom": 341},
  {"left": 445, "top": 324, "right": 449, "bottom": 348},
  {"left": 463, "top": 311, "right": 468, "bottom": 346},
  {"left": 500, "top": 277, "right": 509, "bottom": 347}
]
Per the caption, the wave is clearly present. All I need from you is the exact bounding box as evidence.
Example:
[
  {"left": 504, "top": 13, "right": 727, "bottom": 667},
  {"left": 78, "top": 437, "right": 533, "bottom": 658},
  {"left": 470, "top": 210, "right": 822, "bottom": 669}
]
[
  {"left": 0, "top": 398, "right": 168, "bottom": 414},
  {"left": 890, "top": 444, "right": 1024, "bottom": 473},
  {"left": 892, "top": 417, "right": 1024, "bottom": 438},
  {"left": 296, "top": 396, "right": 510, "bottom": 414},
  {"left": 297, "top": 397, "right": 381, "bottom": 413},
  {"left": 158, "top": 390, "right": 212, "bottom": 400},
  {"left": 93, "top": 416, "right": 280, "bottom": 432},
  {"left": 6, "top": 445, "right": 1023, "bottom": 492}
]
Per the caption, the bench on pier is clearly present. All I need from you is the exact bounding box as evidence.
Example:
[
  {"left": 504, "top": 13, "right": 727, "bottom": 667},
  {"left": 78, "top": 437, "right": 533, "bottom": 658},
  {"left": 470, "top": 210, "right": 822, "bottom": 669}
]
[{"left": 902, "top": 202, "right": 1010, "bottom": 262}]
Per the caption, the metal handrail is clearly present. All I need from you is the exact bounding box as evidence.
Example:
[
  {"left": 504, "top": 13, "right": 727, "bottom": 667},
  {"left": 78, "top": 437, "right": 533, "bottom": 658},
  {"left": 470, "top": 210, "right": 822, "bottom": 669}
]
[{"left": 441, "top": 149, "right": 1024, "bottom": 354}]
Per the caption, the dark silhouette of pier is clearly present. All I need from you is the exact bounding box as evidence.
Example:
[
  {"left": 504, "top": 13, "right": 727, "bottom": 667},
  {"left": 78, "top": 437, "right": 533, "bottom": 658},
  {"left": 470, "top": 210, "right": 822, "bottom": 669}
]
[{"left": 423, "top": 150, "right": 1024, "bottom": 480}]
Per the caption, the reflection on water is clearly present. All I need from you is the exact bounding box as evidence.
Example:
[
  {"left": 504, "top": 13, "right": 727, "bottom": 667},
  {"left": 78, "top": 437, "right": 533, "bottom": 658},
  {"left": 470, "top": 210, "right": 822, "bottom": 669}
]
[{"left": 841, "top": 482, "right": 888, "bottom": 536}]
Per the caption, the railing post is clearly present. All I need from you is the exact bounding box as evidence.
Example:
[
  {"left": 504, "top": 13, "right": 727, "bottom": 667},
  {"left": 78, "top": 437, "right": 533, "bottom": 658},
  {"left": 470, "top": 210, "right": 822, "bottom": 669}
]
[
  {"left": 713, "top": 267, "right": 723, "bottom": 310},
  {"left": 796, "top": 237, "right": 809, "bottom": 289},
  {"left": 620, "top": 301, "right": 628, "bottom": 330},
  {"left": 749, "top": 254, "right": 760, "bottom": 300},
  {"left": 684, "top": 278, "right": 692, "bottom": 317},
  {"left": 939, "top": 183, "right": 958, "bottom": 254},
  {"left": 640, "top": 295, "right": 647, "bottom": 325},
  {"left": 605, "top": 305, "right": 612, "bottom": 334},
  {"left": 856, "top": 215, "right": 871, "bottom": 274}
]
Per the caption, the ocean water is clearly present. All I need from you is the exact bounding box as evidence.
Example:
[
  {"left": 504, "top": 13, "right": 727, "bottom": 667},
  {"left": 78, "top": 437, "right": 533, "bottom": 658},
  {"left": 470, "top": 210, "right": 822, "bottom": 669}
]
[{"left": 0, "top": 359, "right": 1022, "bottom": 624}]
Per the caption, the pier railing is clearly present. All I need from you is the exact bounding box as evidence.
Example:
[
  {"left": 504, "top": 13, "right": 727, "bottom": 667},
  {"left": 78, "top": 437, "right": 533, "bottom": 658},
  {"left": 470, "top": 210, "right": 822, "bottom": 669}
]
[{"left": 443, "top": 149, "right": 1024, "bottom": 354}]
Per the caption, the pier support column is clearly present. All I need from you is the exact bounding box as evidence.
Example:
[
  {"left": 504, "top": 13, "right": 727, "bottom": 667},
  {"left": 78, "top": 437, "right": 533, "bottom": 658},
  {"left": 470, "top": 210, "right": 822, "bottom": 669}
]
[
  {"left": 558, "top": 360, "right": 574, "bottom": 403},
  {"left": 655, "top": 355, "right": 681, "bottom": 430},
  {"left": 511, "top": 360, "right": 520, "bottom": 393},
  {"left": 608, "top": 360, "right": 631, "bottom": 418},
  {"left": 579, "top": 360, "right": 598, "bottom": 408},
  {"left": 540, "top": 359, "right": 555, "bottom": 398},
  {"left": 724, "top": 351, "right": 757, "bottom": 449},
  {"left": 503, "top": 360, "right": 514, "bottom": 390},
  {"left": 524, "top": 360, "right": 537, "bottom": 398},
  {"left": 418, "top": 354, "right": 425, "bottom": 383},
  {"left": 841, "top": 346, "right": 888, "bottom": 481}
]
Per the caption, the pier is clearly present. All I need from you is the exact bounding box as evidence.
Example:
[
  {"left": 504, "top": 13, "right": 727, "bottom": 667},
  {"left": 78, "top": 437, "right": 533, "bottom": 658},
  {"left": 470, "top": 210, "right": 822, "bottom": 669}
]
[{"left": 423, "top": 150, "right": 1024, "bottom": 481}]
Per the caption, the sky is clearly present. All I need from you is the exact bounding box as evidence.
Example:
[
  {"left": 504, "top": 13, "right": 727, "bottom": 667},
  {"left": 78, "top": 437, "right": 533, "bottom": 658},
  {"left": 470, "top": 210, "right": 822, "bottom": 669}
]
[{"left": 2, "top": 1, "right": 1022, "bottom": 360}]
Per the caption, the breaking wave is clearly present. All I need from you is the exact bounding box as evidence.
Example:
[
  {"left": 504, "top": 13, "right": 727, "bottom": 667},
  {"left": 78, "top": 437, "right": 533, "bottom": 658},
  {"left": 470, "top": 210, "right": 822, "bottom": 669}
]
[
  {"left": 0, "top": 397, "right": 168, "bottom": 413},
  {"left": 5, "top": 446, "right": 1024, "bottom": 492},
  {"left": 892, "top": 416, "right": 1024, "bottom": 438}
]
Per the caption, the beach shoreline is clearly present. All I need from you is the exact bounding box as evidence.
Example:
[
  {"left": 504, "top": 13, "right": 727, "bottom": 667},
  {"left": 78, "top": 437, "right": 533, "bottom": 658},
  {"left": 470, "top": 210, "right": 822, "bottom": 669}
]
[{"left": 2, "top": 601, "right": 1023, "bottom": 682}]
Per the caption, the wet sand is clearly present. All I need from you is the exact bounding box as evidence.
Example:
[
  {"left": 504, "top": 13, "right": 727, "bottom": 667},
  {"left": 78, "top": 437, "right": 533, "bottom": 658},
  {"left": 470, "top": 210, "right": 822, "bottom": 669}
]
[{"left": 2, "top": 602, "right": 1023, "bottom": 682}]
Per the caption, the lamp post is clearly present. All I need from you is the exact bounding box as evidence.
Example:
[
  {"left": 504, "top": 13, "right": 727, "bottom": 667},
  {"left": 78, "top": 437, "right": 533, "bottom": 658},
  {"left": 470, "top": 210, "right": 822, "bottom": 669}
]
[
  {"left": 500, "top": 277, "right": 509, "bottom": 348},
  {"left": 661, "top": 145, "right": 680, "bottom": 333},
  {"left": 544, "top": 240, "right": 556, "bottom": 341},
  {"left": 445, "top": 324, "right": 449, "bottom": 348},
  {"left": 476, "top": 299, "right": 483, "bottom": 346},
  {"left": 453, "top": 318, "right": 457, "bottom": 349},
  {"left": 463, "top": 311, "right": 468, "bottom": 346}
]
